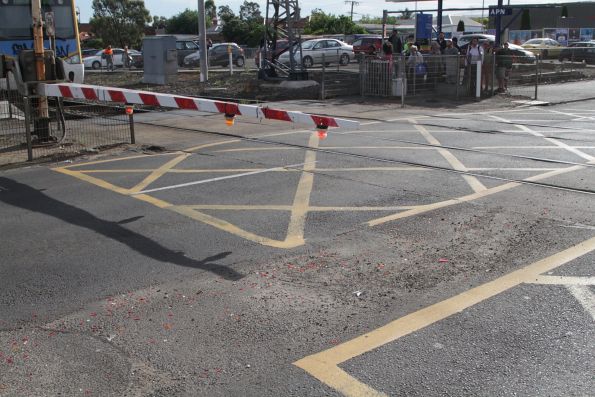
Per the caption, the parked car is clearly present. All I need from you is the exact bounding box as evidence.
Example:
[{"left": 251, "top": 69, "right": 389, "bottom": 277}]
[
  {"left": 81, "top": 48, "right": 100, "bottom": 58},
  {"left": 521, "top": 38, "right": 564, "bottom": 58},
  {"left": 558, "top": 41, "right": 595, "bottom": 64},
  {"left": 183, "top": 43, "right": 245, "bottom": 68},
  {"left": 277, "top": 38, "right": 354, "bottom": 68},
  {"left": 352, "top": 36, "right": 382, "bottom": 56},
  {"left": 457, "top": 34, "right": 496, "bottom": 48},
  {"left": 344, "top": 33, "right": 379, "bottom": 45},
  {"left": 460, "top": 41, "right": 536, "bottom": 63},
  {"left": 255, "top": 39, "right": 290, "bottom": 67},
  {"left": 83, "top": 48, "right": 142, "bottom": 69},
  {"left": 175, "top": 38, "right": 200, "bottom": 66}
]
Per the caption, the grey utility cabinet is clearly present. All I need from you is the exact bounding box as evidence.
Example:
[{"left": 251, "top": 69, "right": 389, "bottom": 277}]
[{"left": 142, "top": 35, "right": 178, "bottom": 85}]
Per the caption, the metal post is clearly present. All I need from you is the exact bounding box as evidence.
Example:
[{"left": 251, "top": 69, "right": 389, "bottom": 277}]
[
  {"left": 129, "top": 112, "right": 135, "bottom": 144},
  {"left": 456, "top": 54, "right": 460, "bottom": 100},
  {"left": 401, "top": 56, "right": 405, "bottom": 108},
  {"left": 229, "top": 47, "right": 234, "bottom": 75},
  {"left": 491, "top": 52, "right": 495, "bottom": 95},
  {"left": 476, "top": 60, "right": 482, "bottom": 99},
  {"left": 24, "top": 97, "right": 33, "bottom": 161},
  {"left": 32, "top": 0, "right": 50, "bottom": 141},
  {"left": 321, "top": 54, "right": 326, "bottom": 100},
  {"left": 534, "top": 55, "right": 539, "bottom": 100},
  {"left": 197, "top": 0, "right": 208, "bottom": 82},
  {"left": 6, "top": 75, "right": 12, "bottom": 119},
  {"left": 382, "top": 10, "right": 388, "bottom": 40}
]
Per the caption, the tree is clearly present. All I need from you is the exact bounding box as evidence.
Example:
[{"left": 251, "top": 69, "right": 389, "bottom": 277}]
[
  {"left": 520, "top": 9, "right": 531, "bottom": 30},
  {"left": 561, "top": 5, "right": 568, "bottom": 18},
  {"left": 218, "top": 5, "right": 236, "bottom": 23},
  {"left": 90, "top": 0, "right": 151, "bottom": 48},
  {"left": 239, "top": 1, "right": 262, "bottom": 23},
  {"left": 166, "top": 9, "right": 198, "bottom": 34},
  {"left": 472, "top": 17, "right": 488, "bottom": 30},
  {"left": 457, "top": 20, "right": 465, "bottom": 32},
  {"left": 205, "top": 0, "right": 217, "bottom": 21},
  {"left": 400, "top": 8, "right": 413, "bottom": 19},
  {"left": 304, "top": 9, "right": 366, "bottom": 35},
  {"left": 359, "top": 14, "right": 397, "bottom": 25},
  {"left": 152, "top": 15, "right": 168, "bottom": 30}
]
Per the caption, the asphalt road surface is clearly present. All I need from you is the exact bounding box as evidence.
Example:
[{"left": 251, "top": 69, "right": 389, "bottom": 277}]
[{"left": 1, "top": 97, "right": 594, "bottom": 396}]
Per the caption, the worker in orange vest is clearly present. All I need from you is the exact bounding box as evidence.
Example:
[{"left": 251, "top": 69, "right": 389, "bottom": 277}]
[{"left": 103, "top": 45, "right": 114, "bottom": 71}]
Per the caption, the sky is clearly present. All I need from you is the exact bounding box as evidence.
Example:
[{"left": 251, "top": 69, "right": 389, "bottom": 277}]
[{"left": 76, "top": 0, "right": 564, "bottom": 23}]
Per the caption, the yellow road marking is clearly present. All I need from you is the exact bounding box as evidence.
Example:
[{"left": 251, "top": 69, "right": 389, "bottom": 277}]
[
  {"left": 184, "top": 205, "right": 417, "bottom": 211},
  {"left": 77, "top": 167, "right": 429, "bottom": 174},
  {"left": 54, "top": 167, "right": 132, "bottom": 195},
  {"left": 55, "top": 152, "right": 182, "bottom": 168},
  {"left": 285, "top": 134, "right": 320, "bottom": 247},
  {"left": 411, "top": 120, "right": 487, "bottom": 193},
  {"left": 129, "top": 153, "right": 191, "bottom": 194},
  {"left": 169, "top": 205, "right": 301, "bottom": 248},
  {"left": 368, "top": 165, "right": 584, "bottom": 227},
  {"left": 294, "top": 236, "right": 595, "bottom": 397}
]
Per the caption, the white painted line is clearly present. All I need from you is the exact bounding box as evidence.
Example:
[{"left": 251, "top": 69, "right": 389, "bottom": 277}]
[
  {"left": 560, "top": 223, "right": 595, "bottom": 231},
  {"left": 491, "top": 115, "right": 595, "bottom": 163},
  {"left": 567, "top": 285, "right": 595, "bottom": 321},
  {"left": 132, "top": 162, "right": 314, "bottom": 195},
  {"left": 515, "top": 124, "right": 595, "bottom": 162},
  {"left": 361, "top": 121, "right": 382, "bottom": 126},
  {"left": 546, "top": 109, "right": 595, "bottom": 122}
]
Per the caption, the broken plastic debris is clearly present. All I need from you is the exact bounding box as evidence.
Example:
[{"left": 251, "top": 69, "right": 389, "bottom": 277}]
[
  {"left": 353, "top": 290, "right": 363, "bottom": 297},
  {"left": 438, "top": 258, "right": 449, "bottom": 263}
]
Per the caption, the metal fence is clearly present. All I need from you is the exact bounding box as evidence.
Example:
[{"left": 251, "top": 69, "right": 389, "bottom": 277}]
[
  {"left": 0, "top": 87, "right": 134, "bottom": 166},
  {"left": 358, "top": 51, "right": 593, "bottom": 103}
]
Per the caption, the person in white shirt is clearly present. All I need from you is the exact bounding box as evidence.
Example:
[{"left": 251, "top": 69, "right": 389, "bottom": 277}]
[{"left": 464, "top": 38, "right": 484, "bottom": 94}]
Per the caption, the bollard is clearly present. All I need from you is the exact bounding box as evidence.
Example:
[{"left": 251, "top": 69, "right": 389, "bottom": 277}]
[
  {"left": 475, "top": 60, "right": 482, "bottom": 99},
  {"left": 534, "top": 55, "right": 540, "bottom": 100},
  {"left": 321, "top": 53, "right": 326, "bottom": 100}
]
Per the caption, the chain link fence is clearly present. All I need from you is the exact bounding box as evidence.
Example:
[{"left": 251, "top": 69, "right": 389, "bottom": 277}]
[{"left": 0, "top": 86, "right": 134, "bottom": 166}]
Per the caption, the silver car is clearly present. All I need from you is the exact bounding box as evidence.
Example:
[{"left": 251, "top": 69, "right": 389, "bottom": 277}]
[{"left": 278, "top": 39, "right": 354, "bottom": 68}]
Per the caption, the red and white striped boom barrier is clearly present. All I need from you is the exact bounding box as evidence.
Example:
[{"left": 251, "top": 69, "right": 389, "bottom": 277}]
[{"left": 38, "top": 83, "right": 359, "bottom": 131}]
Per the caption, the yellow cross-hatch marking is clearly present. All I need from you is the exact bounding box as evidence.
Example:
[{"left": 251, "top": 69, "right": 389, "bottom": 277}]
[
  {"left": 294, "top": 236, "right": 595, "bottom": 397},
  {"left": 52, "top": 119, "right": 587, "bottom": 248}
]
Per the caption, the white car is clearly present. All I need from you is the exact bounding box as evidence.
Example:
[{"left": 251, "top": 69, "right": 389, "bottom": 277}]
[
  {"left": 278, "top": 39, "right": 354, "bottom": 68},
  {"left": 83, "top": 48, "right": 141, "bottom": 70}
]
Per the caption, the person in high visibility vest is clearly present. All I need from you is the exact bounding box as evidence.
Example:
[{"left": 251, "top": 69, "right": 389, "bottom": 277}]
[{"left": 103, "top": 45, "right": 114, "bottom": 72}]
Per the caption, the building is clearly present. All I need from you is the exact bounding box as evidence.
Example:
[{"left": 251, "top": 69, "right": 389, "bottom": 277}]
[
  {"left": 358, "top": 15, "right": 484, "bottom": 37},
  {"left": 490, "top": 1, "right": 595, "bottom": 31}
]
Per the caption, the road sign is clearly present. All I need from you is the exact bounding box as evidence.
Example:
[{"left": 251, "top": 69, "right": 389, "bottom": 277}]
[
  {"left": 44, "top": 12, "right": 55, "bottom": 37},
  {"left": 489, "top": 6, "right": 512, "bottom": 17},
  {"left": 415, "top": 13, "right": 433, "bottom": 40}
]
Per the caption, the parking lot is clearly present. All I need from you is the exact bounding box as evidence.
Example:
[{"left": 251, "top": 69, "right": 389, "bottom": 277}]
[{"left": 1, "top": 96, "right": 594, "bottom": 396}]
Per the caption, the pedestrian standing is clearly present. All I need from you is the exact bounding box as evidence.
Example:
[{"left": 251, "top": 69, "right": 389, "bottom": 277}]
[
  {"left": 123, "top": 45, "right": 132, "bottom": 69},
  {"left": 465, "top": 38, "right": 483, "bottom": 94},
  {"left": 496, "top": 42, "right": 513, "bottom": 93},
  {"left": 389, "top": 29, "right": 403, "bottom": 54},
  {"left": 103, "top": 45, "right": 114, "bottom": 72},
  {"left": 443, "top": 39, "right": 459, "bottom": 84},
  {"left": 482, "top": 41, "right": 495, "bottom": 93},
  {"left": 436, "top": 31, "right": 447, "bottom": 54}
]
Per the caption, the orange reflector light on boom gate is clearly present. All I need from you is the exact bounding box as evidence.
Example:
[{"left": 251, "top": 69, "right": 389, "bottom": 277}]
[
  {"left": 125, "top": 105, "right": 134, "bottom": 115},
  {"left": 316, "top": 124, "right": 328, "bottom": 140},
  {"left": 225, "top": 113, "right": 235, "bottom": 126}
]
